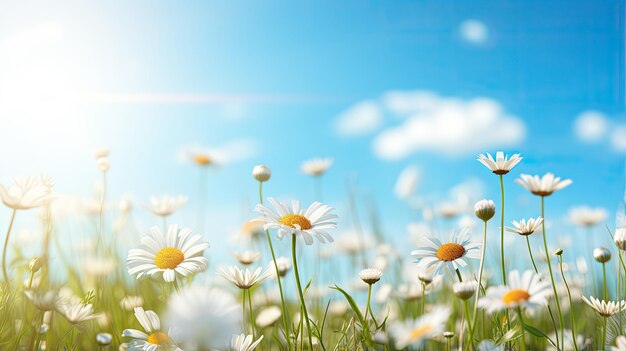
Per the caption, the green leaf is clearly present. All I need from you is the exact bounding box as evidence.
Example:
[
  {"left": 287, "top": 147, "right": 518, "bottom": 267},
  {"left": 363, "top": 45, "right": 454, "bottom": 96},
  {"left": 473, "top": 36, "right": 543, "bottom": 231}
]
[{"left": 523, "top": 323, "right": 557, "bottom": 348}]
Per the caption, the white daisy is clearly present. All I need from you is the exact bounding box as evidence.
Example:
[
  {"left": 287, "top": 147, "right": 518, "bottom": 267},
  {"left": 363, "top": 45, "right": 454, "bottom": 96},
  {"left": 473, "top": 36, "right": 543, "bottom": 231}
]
[
  {"left": 516, "top": 173, "right": 572, "bottom": 197},
  {"left": 359, "top": 268, "right": 383, "bottom": 285},
  {"left": 478, "top": 270, "right": 552, "bottom": 313},
  {"left": 57, "top": 302, "right": 98, "bottom": 324},
  {"left": 165, "top": 286, "right": 240, "bottom": 350},
  {"left": 122, "top": 307, "right": 177, "bottom": 351},
  {"left": 255, "top": 306, "right": 281, "bottom": 328},
  {"left": 505, "top": 217, "right": 544, "bottom": 236},
  {"left": 255, "top": 198, "right": 337, "bottom": 245},
  {"left": 477, "top": 151, "right": 522, "bottom": 175},
  {"left": 411, "top": 228, "right": 481, "bottom": 275},
  {"left": 300, "top": 157, "right": 333, "bottom": 176},
  {"left": 231, "top": 334, "right": 263, "bottom": 351},
  {"left": 568, "top": 206, "right": 608, "bottom": 227},
  {"left": 143, "top": 196, "right": 187, "bottom": 217},
  {"left": 0, "top": 176, "right": 54, "bottom": 210},
  {"left": 218, "top": 265, "right": 272, "bottom": 290},
  {"left": 388, "top": 306, "right": 450, "bottom": 349},
  {"left": 231, "top": 251, "right": 261, "bottom": 265},
  {"left": 127, "top": 224, "right": 209, "bottom": 283},
  {"left": 25, "top": 290, "right": 58, "bottom": 311},
  {"left": 582, "top": 296, "right": 626, "bottom": 317}
]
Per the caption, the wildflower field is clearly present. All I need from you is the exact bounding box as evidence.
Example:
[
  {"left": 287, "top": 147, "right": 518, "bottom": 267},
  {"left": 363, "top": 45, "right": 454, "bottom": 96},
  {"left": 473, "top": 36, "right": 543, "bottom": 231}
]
[{"left": 1, "top": 1, "right": 625, "bottom": 350}]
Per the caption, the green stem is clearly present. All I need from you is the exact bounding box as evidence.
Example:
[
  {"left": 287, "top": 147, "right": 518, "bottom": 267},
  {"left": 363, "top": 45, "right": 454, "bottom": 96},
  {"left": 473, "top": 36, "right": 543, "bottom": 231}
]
[
  {"left": 602, "top": 316, "right": 607, "bottom": 350},
  {"left": 248, "top": 289, "right": 255, "bottom": 339},
  {"left": 499, "top": 174, "right": 506, "bottom": 285},
  {"left": 517, "top": 307, "right": 527, "bottom": 351},
  {"left": 292, "top": 235, "right": 313, "bottom": 350},
  {"left": 259, "top": 182, "right": 292, "bottom": 350},
  {"left": 365, "top": 284, "right": 372, "bottom": 325},
  {"left": 541, "top": 196, "right": 563, "bottom": 350},
  {"left": 463, "top": 300, "right": 474, "bottom": 350},
  {"left": 420, "top": 282, "right": 426, "bottom": 316},
  {"left": 2, "top": 209, "right": 17, "bottom": 285},
  {"left": 558, "top": 255, "right": 579, "bottom": 351},
  {"left": 470, "top": 220, "right": 488, "bottom": 347},
  {"left": 242, "top": 290, "right": 247, "bottom": 334},
  {"left": 602, "top": 262, "right": 608, "bottom": 301}
]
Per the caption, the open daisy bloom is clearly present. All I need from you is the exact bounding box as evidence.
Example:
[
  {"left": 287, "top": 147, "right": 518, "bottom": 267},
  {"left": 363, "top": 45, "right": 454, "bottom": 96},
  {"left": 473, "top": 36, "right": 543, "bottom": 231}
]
[
  {"left": 127, "top": 224, "right": 209, "bottom": 282},
  {"left": 478, "top": 270, "right": 552, "bottom": 313},
  {"left": 122, "top": 307, "right": 179, "bottom": 351},
  {"left": 504, "top": 217, "right": 544, "bottom": 236},
  {"left": 300, "top": 157, "right": 333, "bottom": 176},
  {"left": 477, "top": 151, "right": 522, "bottom": 175},
  {"left": 388, "top": 306, "right": 450, "bottom": 349},
  {"left": 582, "top": 296, "right": 626, "bottom": 317},
  {"left": 0, "top": 176, "right": 54, "bottom": 210},
  {"left": 255, "top": 198, "right": 337, "bottom": 245},
  {"left": 516, "top": 173, "right": 572, "bottom": 197},
  {"left": 143, "top": 196, "right": 188, "bottom": 217},
  {"left": 411, "top": 228, "right": 480, "bottom": 275}
]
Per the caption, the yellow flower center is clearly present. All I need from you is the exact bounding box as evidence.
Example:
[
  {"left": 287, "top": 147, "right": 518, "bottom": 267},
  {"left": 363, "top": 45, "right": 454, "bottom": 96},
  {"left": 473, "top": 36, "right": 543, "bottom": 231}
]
[
  {"left": 409, "top": 323, "right": 433, "bottom": 341},
  {"left": 194, "top": 154, "right": 212, "bottom": 166},
  {"left": 502, "top": 289, "right": 530, "bottom": 305},
  {"left": 154, "top": 247, "right": 184, "bottom": 269},
  {"left": 435, "top": 243, "right": 465, "bottom": 261},
  {"left": 147, "top": 332, "right": 169, "bottom": 345},
  {"left": 279, "top": 214, "right": 312, "bottom": 230}
]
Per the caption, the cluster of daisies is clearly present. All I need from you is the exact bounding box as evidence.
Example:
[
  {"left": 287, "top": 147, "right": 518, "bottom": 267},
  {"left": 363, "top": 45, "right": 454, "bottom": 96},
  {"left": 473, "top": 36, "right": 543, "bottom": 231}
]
[{"left": 3, "top": 150, "right": 626, "bottom": 351}]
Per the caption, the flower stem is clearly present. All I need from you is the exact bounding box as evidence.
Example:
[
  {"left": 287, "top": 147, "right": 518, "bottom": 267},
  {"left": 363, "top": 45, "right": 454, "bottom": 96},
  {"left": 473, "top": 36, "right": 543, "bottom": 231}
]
[
  {"left": 541, "top": 196, "right": 563, "bottom": 350},
  {"left": 2, "top": 208, "right": 17, "bottom": 285},
  {"left": 516, "top": 307, "right": 527, "bottom": 351},
  {"left": 292, "top": 235, "right": 313, "bottom": 350},
  {"left": 365, "top": 284, "right": 372, "bottom": 326},
  {"left": 259, "top": 182, "right": 292, "bottom": 350},
  {"left": 558, "top": 255, "right": 579, "bottom": 351},
  {"left": 420, "top": 282, "right": 426, "bottom": 316},
  {"left": 602, "top": 262, "right": 608, "bottom": 301},
  {"left": 469, "top": 220, "right": 488, "bottom": 348},
  {"left": 248, "top": 289, "right": 255, "bottom": 339},
  {"left": 602, "top": 316, "right": 607, "bottom": 350},
  {"left": 499, "top": 174, "right": 506, "bottom": 285}
]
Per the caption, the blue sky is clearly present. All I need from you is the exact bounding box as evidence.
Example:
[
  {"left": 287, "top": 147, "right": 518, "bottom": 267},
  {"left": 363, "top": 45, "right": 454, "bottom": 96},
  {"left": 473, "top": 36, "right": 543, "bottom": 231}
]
[{"left": 0, "top": 0, "right": 624, "bottom": 264}]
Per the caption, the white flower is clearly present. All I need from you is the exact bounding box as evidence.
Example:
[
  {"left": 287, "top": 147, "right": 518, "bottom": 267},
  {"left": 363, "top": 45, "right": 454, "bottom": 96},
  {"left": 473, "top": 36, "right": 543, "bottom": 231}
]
[
  {"left": 165, "top": 286, "right": 240, "bottom": 350},
  {"left": 516, "top": 173, "right": 572, "bottom": 197},
  {"left": 231, "top": 334, "right": 263, "bottom": 351},
  {"left": 615, "top": 228, "right": 626, "bottom": 251},
  {"left": 0, "top": 176, "right": 54, "bottom": 210},
  {"left": 478, "top": 270, "right": 552, "bottom": 313},
  {"left": 477, "top": 340, "right": 505, "bottom": 351},
  {"left": 504, "top": 217, "right": 544, "bottom": 236},
  {"left": 96, "top": 332, "right": 113, "bottom": 346},
  {"left": 411, "top": 228, "right": 481, "bottom": 275},
  {"left": 252, "top": 165, "right": 271, "bottom": 182},
  {"left": 255, "top": 306, "right": 281, "bottom": 328},
  {"left": 143, "top": 196, "right": 187, "bottom": 217},
  {"left": 232, "top": 251, "right": 261, "bottom": 265},
  {"left": 593, "top": 247, "right": 612, "bottom": 263},
  {"left": 388, "top": 306, "right": 450, "bottom": 349},
  {"left": 395, "top": 283, "right": 424, "bottom": 301},
  {"left": 582, "top": 296, "right": 626, "bottom": 317},
  {"left": 25, "top": 290, "right": 58, "bottom": 311},
  {"left": 300, "top": 157, "right": 333, "bottom": 176},
  {"left": 127, "top": 224, "right": 209, "bottom": 283},
  {"left": 122, "top": 307, "right": 176, "bottom": 351},
  {"left": 58, "top": 303, "right": 98, "bottom": 324},
  {"left": 120, "top": 296, "right": 144, "bottom": 311},
  {"left": 477, "top": 151, "right": 522, "bottom": 175},
  {"left": 255, "top": 198, "right": 338, "bottom": 245},
  {"left": 359, "top": 268, "right": 383, "bottom": 285},
  {"left": 474, "top": 199, "right": 496, "bottom": 221},
  {"left": 613, "top": 335, "right": 626, "bottom": 351},
  {"left": 568, "top": 206, "right": 608, "bottom": 227},
  {"left": 219, "top": 266, "right": 272, "bottom": 289},
  {"left": 273, "top": 257, "right": 291, "bottom": 277}
]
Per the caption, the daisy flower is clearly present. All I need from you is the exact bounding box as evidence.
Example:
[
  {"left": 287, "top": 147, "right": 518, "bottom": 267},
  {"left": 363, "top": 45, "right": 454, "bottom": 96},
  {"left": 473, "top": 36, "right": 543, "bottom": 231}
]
[
  {"left": 516, "top": 173, "right": 572, "bottom": 197},
  {"left": 300, "top": 157, "right": 333, "bottom": 176},
  {"left": 256, "top": 306, "right": 281, "bottom": 328},
  {"left": 568, "top": 206, "right": 608, "bottom": 227},
  {"left": 25, "top": 290, "right": 58, "bottom": 311},
  {"left": 143, "top": 196, "right": 187, "bottom": 217},
  {"left": 58, "top": 302, "right": 98, "bottom": 324},
  {"left": 219, "top": 265, "right": 272, "bottom": 290},
  {"left": 231, "top": 334, "right": 263, "bottom": 351},
  {"left": 127, "top": 224, "right": 209, "bottom": 283},
  {"left": 582, "top": 296, "right": 626, "bottom": 317},
  {"left": 613, "top": 336, "right": 626, "bottom": 351},
  {"left": 477, "top": 151, "right": 522, "bottom": 175},
  {"left": 478, "top": 270, "right": 552, "bottom": 313},
  {"left": 0, "top": 176, "right": 54, "bottom": 210},
  {"left": 411, "top": 228, "right": 481, "bottom": 275},
  {"left": 388, "top": 306, "right": 450, "bottom": 349},
  {"left": 122, "top": 307, "right": 178, "bottom": 351},
  {"left": 504, "top": 217, "right": 544, "bottom": 236},
  {"left": 255, "top": 198, "right": 337, "bottom": 245},
  {"left": 231, "top": 251, "right": 261, "bottom": 265}
]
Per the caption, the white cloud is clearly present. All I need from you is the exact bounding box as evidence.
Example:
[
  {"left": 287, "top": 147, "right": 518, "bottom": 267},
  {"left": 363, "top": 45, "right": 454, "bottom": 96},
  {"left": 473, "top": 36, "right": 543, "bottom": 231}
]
[
  {"left": 611, "top": 125, "right": 626, "bottom": 152},
  {"left": 334, "top": 101, "right": 382, "bottom": 136},
  {"left": 372, "top": 93, "right": 525, "bottom": 160},
  {"left": 574, "top": 110, "right": 608, "bottom": 143},
  {"left": 382, "top": 90, "right": 439, "bottom": 116},
  {"left": 459, "top": 20, "right": 488, "bottom": 44}
]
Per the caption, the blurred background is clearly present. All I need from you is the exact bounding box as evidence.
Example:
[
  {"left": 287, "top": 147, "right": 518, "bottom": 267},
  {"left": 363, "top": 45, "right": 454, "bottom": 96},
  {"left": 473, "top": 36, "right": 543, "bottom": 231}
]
[{"left": 0, "top": 1, "right": 624, "bottom": 274}]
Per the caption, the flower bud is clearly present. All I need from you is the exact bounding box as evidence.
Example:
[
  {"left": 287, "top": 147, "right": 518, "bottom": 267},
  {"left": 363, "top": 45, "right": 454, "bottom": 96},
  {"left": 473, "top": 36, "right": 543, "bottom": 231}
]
[
  {"left": 96, "top": 332, "right": 113, "bottom": 346},
  {"left": 359, "top": 268, "right": 383, "bottom": 285},
  {"left": 443, "top": 331, "right": 454, "bottom": 338},
  {"left": 418, "top": 272, "right": 433, "bottom": 285},
  {"left": 252, "top": 165, "right": 272, "bottom": 182},
  {"left": 29, "top": 257, "right": 43, "bottom": 273},
  {"left": 555, "top": 248, "right": 563, "bottom": 256},
  {"left": 474, "top": 199, "right": 496, "bottom": 221},
  {"left": 96, "top": 157, "right": 110, "bottom": 172},
  {"left": 615, "top": 228, "right": 626, "bottom": 251},
  {"left": 453, "top": 281, "right": 477, "bottom": 300},
  {"left": 593, "top": 247, "right": 612, "bottom": 263}
]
